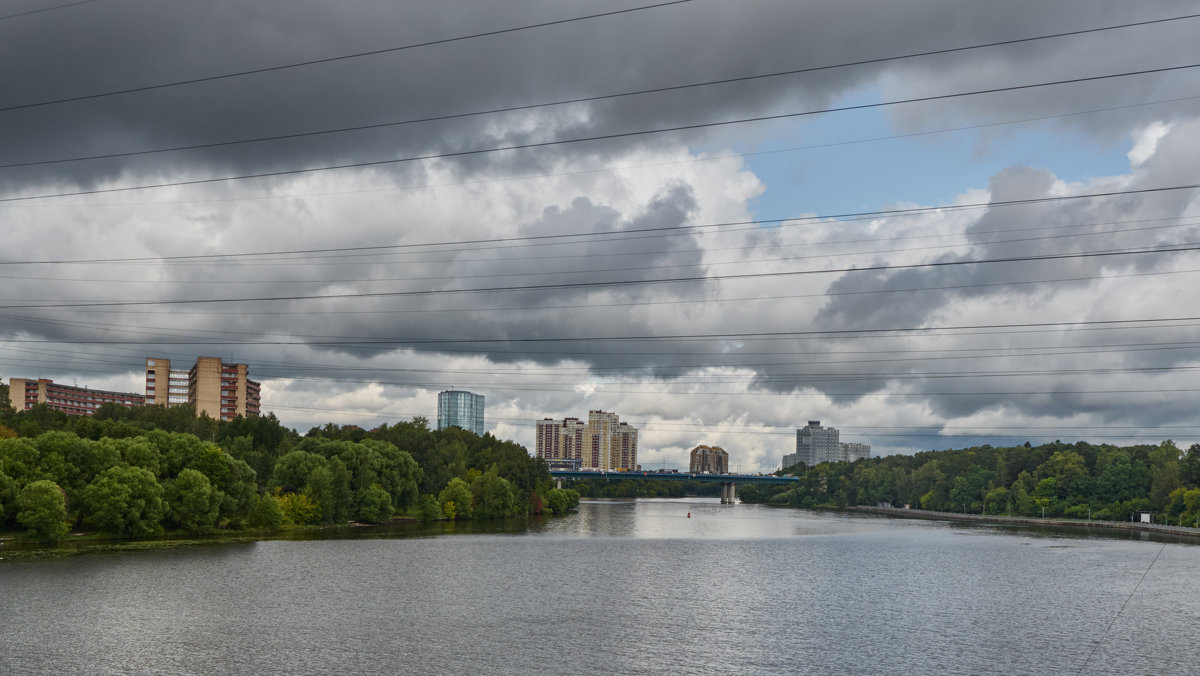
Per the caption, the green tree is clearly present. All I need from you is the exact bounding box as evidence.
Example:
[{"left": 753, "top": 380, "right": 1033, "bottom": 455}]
[
  {"left": 1037, "top": 450, "right": 1089, "bottom": 499},
  {"left": 271, "top": 450, "right": 327, "bottom": 493},
  {"left": 84, "top": 465, "right": 165, "bottom": 537},
  {"left": 417, "top": 493, "right": 442, "bottom": 521},
  {"left": 276, "top": 491, "right": 321, "bottom": 525},
  {"left": 1182, "top": 444, "right": 1200, "bottom": 486},
  {"left": 471, "top": 467, "right": 516, "bottom": 519},
  {"left": 302, "top": 457, "right": 352, "bottom": 524},
  {"left": 355, "top": 484, "right": 394, "bottom": 523},
  {"left": 164, "top": 469, "right": 221, "bottom": 533},
  {"left": 0, "top": 469, "right": 17, "bottom": 527},
  {"left": 111, "top": 437, "right": 162, "bottom": 476},
  {"left": 16, "top": 480, "right": 69, "bottom": 542},
  {"left": 1149, "top": 441, "right": 1183, "bottom": 510},
  {"left": 543, "top": 488, "right": 571, "bottom": 515},
  {"left": 247, "top": 492, "right": 284, "bottom": 531},
  {"left": 438, "top": 477, "right": 474, "bottom": 520},
  {"left": 0, "top": 437, "right": 44, "bottom": 486}
]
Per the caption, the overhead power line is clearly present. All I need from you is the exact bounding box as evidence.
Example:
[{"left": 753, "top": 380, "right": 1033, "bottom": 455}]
[
  {"left": 5, "top": 11, "right": 1199, "bottom": 169},
  {"left": 2, "top": 315, "right": 1199, "bottom": 346},
  {"left": 3, "top": 213, "right": 1195, "bottom": 286},
  {"left": 0, "top": 0, "right": 99, "bottom": 22},
  {"left": 2, "top": 182, "right": 1197, "bottom": 265},
  {"left": 5, "top": 93, "right": 1195, "bottom": 212},
  {"left": 4, "top": 62, "right": 1198, "bottom": 204},
  {"left": 0, "top": 240, "right": 1195, "bottom": 309},
  {"left": 0, "top": 0, "right": 694, "bottom": 113}
]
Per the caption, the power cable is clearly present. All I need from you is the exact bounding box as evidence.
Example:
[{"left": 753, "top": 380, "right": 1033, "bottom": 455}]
[
  {"left": 6, "top": 11, "right": 1198, "bottom": 169},
  {"left": 2, "top": 315, "right": 1200, "bottom": 346},
  {"left": 0, "top": 240, "right": 1195, "bottom": 309},
  {"left": 4, "top": 181, "right": 1195, "bottom": 265},
  {"left": 6, "top": 93, "right": 1196, "bottom": 212},
  {"left": 3, "top": 62, "right": 1198, "bottom": 204},
  {"left": 7, "top": 333, "right": 1200, "bottom": 374},
  {"left": 0, "top": 0, "right": 694, "bottom": 113},
  {"left": 0, "top": 0, "right": 98, "bottom": 22},
  {"left": 10, "top": 265, "right": 1199, "bottom": 319},
  {"left": 1076, "top": 544, "right": 1167, "bottom": 675},
  {"left": 4, "top": 214, "right": 1197, "bottom": 286}
]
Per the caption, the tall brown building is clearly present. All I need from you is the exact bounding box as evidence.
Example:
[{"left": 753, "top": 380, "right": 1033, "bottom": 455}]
[
  {"left": 145, "top": 357, "right": 260, "bottom": 422},
  {"left": 690, "top": 445, "right": 729, "bottom": 474},
  {"left": 7, "top": 378, "right": 144, "bottom": 416}
]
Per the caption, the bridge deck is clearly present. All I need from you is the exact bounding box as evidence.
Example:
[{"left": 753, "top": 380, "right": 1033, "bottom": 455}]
[{"left": 549, "top": 470, "right": 798, "bottom": 485}]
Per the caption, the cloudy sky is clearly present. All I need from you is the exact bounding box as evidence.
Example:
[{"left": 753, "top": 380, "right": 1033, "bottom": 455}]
[{"left": 3, "top": 0, "right": 1200, "bottom": 471}]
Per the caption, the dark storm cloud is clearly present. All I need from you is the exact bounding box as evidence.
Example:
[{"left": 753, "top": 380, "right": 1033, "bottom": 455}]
[{"left": 2, "top": 0, "right": 1195, "bottom": 194}]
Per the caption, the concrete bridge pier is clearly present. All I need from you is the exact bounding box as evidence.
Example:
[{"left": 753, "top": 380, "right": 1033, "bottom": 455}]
[
  {"left": 555, "top": 478, "right": 563, "bottom": 490},
  {"left": 720, "top": 482, "right": 736, "bottom": 504}
]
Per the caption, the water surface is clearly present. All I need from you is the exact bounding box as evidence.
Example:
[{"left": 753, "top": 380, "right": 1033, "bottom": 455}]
[{"left": 2, "top": 498, "right": 1195, "bottom": 674}]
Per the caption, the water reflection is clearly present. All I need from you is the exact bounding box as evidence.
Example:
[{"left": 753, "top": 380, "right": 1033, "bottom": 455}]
[{"left": 3, "top": 500, "right": 1200, "bottom": 675}]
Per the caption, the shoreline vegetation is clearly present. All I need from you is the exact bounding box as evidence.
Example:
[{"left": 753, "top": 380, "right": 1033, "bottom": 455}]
[
  {"left": 7, "top": 395, "right": 1200, "bottom": 556},
  {"left": 737, "top": 438, "right": 1200, "bottom": 533},
  {"left": 0, "top": 401, "right": 578, "bottom": 552}
]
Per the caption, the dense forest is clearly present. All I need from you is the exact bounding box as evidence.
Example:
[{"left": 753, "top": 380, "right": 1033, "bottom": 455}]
[
  {"left": 0, "top": 401, "right": 577, "bottom": 543},
  {"left": 738, "top": 439, "right": 1200, "bottom": 526}
]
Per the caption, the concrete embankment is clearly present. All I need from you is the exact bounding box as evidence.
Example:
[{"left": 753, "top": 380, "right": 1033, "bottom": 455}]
[{"left": 849, "top": 505, "right": 1200, "bottom": 540}]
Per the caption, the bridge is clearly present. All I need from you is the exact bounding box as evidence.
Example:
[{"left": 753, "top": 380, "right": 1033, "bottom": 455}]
[{"left": 549, "top": 469, "right": 799, "bottom": 503}]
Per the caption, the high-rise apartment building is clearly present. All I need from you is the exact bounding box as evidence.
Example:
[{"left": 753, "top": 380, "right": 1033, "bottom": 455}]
[
  {"left": 842, "top": 442, "right": 871, "bottom": 462},
  {"left": 536, "top": 417, "right": 585, "bottom": 469},
  {"left": 145, "top": 357, "right": 260, "bottom": 422},
  {"left": 537, "top": 410, "right": 637, "bottom": 470},
  {"left": 785, "top": 421, "right": 840, "bottom": 467},
  {"left": 437, "top": 390, "right": 485, "bottom": 436},
  {"left": 689, "top": 445, "right": 729, "bottom": 474},
  {"left": 7, "top": 378, "right": 144, "bottom": 416},
  {"left": 781, "top": 420, "right": 870, "bottom": 468}
]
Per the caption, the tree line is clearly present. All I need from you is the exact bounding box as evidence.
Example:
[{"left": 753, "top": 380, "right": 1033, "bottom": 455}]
[
  {"left": 0, "top": 401, "right": 577, "bottom": 543},
  {"left": 738, "top": 439, "right": 1200, "bottom": 525}
]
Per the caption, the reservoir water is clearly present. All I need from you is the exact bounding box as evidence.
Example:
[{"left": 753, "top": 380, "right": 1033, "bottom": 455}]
[{"left": 3, "top": 498, "right": 1199, "bottom": 674}]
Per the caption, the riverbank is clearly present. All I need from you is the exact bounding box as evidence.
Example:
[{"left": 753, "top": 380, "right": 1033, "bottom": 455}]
[
  {"left": 0, "top": 515, "right": 542, "bottom": 561},
  {"left": 849, "top": 505, "right": 1200, "bottom": 540}
]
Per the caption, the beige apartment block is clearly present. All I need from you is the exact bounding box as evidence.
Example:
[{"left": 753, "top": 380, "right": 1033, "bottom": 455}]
[
  {"left": 145, "top": 356, "right": 261, "bottom": 422},
  {"left": 7, "top": 377, "right": 144, "bottom": 416},
  {"left": 537, "top": 410, "right": 637, "bottom": 471}
]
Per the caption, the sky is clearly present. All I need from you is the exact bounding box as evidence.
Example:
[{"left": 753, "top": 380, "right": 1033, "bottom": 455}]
[{"left": 2, "top": 0, "right": 1200, "bottom": 472}]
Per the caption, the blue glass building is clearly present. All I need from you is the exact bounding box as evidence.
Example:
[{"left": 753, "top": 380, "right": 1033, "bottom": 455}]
[{"left": 437, "top": 390, "right": 485, "bottom": 436}]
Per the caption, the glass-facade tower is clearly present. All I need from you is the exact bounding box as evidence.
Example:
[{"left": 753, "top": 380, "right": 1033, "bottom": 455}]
[{"left": 437, "top": 390, "right": 485, "bottom": 436}]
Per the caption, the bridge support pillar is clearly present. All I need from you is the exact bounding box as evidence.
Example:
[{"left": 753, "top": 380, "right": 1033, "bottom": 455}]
[
  {"left": 555, "top": 478, "right": 563, "bottom": 490},
  {"left": 720, "top": 482, "right": 736, "bottom": 504}
]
